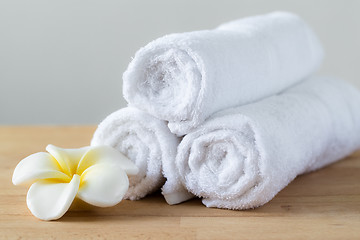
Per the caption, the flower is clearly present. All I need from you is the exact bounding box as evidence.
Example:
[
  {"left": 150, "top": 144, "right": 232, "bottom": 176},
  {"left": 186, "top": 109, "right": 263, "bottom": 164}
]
[{"left": 12, "top": 144, "right": 138, "bottom": 221}]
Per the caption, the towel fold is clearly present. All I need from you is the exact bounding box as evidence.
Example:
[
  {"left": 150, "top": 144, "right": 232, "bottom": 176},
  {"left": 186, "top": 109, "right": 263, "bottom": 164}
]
[
  {"left": 174, "top": 76, "right": 360, "bottom": 209},
  {"left": 123, "top": 11, "right": 324, "bottom": 136},
  {"left": 91, "top": 107, "right": 193, "bottom": 203}
]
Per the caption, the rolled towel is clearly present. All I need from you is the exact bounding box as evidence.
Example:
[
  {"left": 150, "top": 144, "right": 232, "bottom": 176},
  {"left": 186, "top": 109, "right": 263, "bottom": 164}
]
[
  {"left": 175, "top": 76, "right": 360, "bottom": 209},
  {"left": 91, "top": 107, "right": 193, "bottom": 203},
  {"left": 123, "top": 11, "right": 324, "bottom": 136}
]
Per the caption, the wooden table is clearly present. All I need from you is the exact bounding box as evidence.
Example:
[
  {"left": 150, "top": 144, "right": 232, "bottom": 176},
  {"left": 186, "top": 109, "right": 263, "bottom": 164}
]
[{"left": 0, "top": 126, "right": 359, "bottom": 239}]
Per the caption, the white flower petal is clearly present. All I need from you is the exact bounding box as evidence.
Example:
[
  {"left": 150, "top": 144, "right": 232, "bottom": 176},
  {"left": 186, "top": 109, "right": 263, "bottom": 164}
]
[
  {"left": 77, "top": 145, "right": 138, "bottom": 176},
  {"left": 12, "top": 152, "right": 71, "bottom": 186},
  {"left": 77, "top": 163, "right": 129, "bottom": 207},
  {"left": 26, "top": 174, "right": 80, "bottom": 221},
  {"left": 46, "top": 145, "right": 90, "bottom": 176}
]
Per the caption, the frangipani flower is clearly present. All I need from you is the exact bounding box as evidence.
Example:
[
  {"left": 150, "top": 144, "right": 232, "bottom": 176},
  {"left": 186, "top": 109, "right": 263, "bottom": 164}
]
[{"left": 12, "top": 144, "right": 138, "bottom": 221}]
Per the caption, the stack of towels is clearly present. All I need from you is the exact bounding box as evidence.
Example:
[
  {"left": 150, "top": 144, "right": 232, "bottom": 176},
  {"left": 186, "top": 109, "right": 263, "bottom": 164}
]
[{"left": 92, "top": 11, "right": 360, "bottom": 210}]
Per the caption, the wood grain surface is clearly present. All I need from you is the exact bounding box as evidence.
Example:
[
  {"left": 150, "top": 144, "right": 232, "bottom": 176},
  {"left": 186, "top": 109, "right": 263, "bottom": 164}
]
[{"left": 0, "top": 126, "right": 359, "bottom": 240}]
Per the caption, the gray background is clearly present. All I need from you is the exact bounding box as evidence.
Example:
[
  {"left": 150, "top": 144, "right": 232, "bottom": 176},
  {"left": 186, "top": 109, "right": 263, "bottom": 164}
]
[{"left": 1, "top": 0, "right": 359, "bottom": 124}]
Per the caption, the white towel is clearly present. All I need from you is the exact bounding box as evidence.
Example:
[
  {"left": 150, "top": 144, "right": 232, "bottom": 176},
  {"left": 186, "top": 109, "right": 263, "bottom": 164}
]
[
  {"left": 174, "top": 76, "right": 360, "bottom": 209},
  {"left": 91, "top": 107, "right": 193, "bottom": 203},
  {"left": 123, "top": 11, "right": 324, "bottom": 136}
]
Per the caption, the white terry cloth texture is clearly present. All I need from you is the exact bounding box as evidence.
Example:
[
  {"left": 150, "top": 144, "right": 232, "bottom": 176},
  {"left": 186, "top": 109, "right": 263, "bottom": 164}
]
[
  {"left": 175, "top": 76, "right": 360, "bottom": 210},
  {"left": 123, "top": 11, "right": 324, "bottom": 136},
  {"left": 91, "top": 107, "right": 193, "bottom": 203}
]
